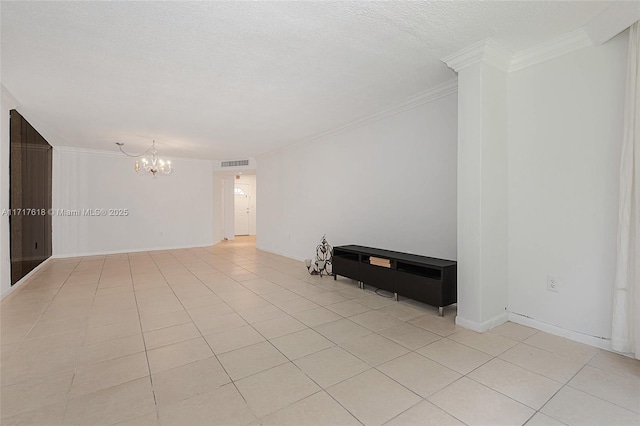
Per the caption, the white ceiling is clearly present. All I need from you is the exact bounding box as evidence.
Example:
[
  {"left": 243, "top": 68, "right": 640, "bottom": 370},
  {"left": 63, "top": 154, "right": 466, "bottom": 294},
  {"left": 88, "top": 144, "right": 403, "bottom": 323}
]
[{"left": 1, "top": 1, "right": 614, "bottom": 160}]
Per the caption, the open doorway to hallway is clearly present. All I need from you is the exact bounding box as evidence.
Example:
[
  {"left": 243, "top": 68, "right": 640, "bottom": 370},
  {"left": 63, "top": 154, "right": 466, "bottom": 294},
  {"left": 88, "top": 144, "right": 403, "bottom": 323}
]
[{"left": 213, "top": 166, "right": 257, "bottom": 244}]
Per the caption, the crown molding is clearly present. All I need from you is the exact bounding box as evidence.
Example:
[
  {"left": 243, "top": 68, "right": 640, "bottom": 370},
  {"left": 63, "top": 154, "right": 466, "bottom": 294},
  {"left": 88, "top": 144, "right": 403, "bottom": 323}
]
[
  {"left": 442, "top": 39, "right": 512, "bottom": 73},
  {"left": 258, "top": 78, "right": 458, "bottom": 159},
  {"left": 54, "top": 145, "right": 213, "bottom": 164},
  {"left": 510, "top": 28, "right": 594, "bottom": 72},
  {"left": 584, "top": 1, "right": 640, "bottom": 46},
  {"left": 443, "top": 26, "right": 601, "bottom": 74},
  {"left": 306, "top": 78, "right": 458, "bottom": 142},
  {"left": 392, "top": 78, "right": 458, "bottom": 112}
]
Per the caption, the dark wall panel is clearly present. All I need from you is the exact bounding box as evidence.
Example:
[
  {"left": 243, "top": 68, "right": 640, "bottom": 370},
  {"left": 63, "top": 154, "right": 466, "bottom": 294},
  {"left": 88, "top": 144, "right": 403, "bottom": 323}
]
[{"left": 10, "top": 110, "right": 53, "bottom": 285}]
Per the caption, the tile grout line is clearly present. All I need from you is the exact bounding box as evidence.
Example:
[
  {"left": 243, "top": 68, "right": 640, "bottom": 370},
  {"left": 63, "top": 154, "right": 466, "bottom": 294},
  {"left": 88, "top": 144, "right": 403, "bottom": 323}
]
[
  {"left": 127, "top": 251, "right": 162, "bottom": 425},
  {"left": 61, "top": 255, "right": 106, "bottom": 426},
  {"left": 3, "top": 260, "right": 77, "bottom": 423},
  {"left": 537, "top": 348, "right": 639, "bottom": 421},
  {"left": 7, "top": 240, "right": 635, "bottom": 425},
  {"left": 167, "top": 247, "right": 426, "bottom": 423},
  {"left": 183, "top": 246, "right": 301, "bottom": 422},
  {"left": 3, "top": 259, "right": 82, "bottom": 364},
  {"left": 151, "top": 249, "right": 260, "bottom": 422},
  {"left": 3, "top": 256, "right": 456, "bottom": 422},
  {"left": 445, "top": 337, "right": 619, "bottom": 425}
]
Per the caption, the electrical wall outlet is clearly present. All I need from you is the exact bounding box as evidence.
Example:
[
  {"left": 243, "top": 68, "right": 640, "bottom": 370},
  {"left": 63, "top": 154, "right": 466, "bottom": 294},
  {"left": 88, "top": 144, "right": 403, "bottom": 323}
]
[{"left": 547, "top": 275, "right": 560, "bottom": 292}]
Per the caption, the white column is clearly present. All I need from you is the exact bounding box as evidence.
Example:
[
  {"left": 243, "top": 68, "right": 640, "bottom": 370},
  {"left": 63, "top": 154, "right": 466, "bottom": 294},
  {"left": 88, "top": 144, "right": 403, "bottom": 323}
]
[{"left": 443, "top": 41, "right": 510, "bottom": 331}]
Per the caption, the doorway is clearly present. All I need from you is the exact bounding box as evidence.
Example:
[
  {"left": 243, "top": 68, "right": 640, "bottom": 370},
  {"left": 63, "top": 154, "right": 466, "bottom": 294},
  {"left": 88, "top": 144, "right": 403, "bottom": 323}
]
[
  {"left": 214, "top": 170, "right": 256, "bottom": 242},
  {"left": 234, "top": 183, "right": 250, "bottom": 236},
  {"left": 233, "top": 173, "right": 256, "bottom": 237}
]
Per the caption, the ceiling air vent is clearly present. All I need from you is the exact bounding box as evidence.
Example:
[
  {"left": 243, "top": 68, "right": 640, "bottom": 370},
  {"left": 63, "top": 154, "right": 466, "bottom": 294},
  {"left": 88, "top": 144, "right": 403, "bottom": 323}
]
[{"left": 221, "top": 160, "right": 249, "bottom": 167}]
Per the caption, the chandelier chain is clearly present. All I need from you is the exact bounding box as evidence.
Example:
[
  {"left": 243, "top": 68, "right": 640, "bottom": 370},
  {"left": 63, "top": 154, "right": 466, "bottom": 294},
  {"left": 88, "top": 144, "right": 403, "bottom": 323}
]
[{"left": 115, "top": 142, "right": 153, "bottom": 158}]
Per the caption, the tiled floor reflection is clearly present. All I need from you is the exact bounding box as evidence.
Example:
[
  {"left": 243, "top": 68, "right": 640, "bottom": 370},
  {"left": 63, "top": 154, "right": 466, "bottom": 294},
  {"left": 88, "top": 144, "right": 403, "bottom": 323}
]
[{"left": 1, "top": 236, "right": 639, "bottom": 425}]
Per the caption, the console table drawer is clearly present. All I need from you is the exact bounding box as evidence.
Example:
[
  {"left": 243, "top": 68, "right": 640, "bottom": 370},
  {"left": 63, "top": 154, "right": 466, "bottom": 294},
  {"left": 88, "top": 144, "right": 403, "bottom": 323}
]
[
  {"left": 360, "top": 262, "right": 395, "bottom": 292},
  {"left": 332, "top": 256, "right": 359, "bottom": 281},
  {"left": 395, "top": 271, "right": 442, "bottom": 306}
]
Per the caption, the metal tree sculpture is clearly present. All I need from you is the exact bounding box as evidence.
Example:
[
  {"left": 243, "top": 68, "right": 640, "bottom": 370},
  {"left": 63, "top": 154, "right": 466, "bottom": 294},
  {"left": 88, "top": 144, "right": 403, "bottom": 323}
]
[{"left": 305, "top": 235, "right": 333, "bottom": 277}]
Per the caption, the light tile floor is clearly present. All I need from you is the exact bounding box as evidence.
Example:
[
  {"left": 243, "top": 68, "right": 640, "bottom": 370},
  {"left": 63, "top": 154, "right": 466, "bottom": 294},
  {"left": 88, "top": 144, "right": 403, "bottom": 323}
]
[{"left": 1, "top": 236, "right": 639, "bottom": 425}]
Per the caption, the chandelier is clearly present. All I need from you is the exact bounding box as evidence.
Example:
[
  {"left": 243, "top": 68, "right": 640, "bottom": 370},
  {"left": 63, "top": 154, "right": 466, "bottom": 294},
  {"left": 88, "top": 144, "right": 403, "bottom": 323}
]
[{"left": 116, "top": 140, "right": 172, "bottom": 176}]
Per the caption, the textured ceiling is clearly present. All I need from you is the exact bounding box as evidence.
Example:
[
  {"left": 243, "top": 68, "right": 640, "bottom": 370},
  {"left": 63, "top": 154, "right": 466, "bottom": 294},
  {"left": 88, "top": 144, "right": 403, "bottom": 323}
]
[{"left": 1, "top": 1, "right": 613, "bottom": 159}]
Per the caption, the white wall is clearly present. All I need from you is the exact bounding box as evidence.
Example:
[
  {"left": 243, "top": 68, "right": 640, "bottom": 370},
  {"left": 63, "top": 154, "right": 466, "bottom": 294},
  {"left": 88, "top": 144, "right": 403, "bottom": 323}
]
[
  {"left": 53, "top": 148, "right": 214, "bottom": 256},
  {"left": 235, "top": 174, "right": 257, "bottom": 235},
  {"left": 257, "top": 93, "right": 457, "bottom": 261},
  {"left": 507, "top": 31, "right": 628, "bottom": 340}
]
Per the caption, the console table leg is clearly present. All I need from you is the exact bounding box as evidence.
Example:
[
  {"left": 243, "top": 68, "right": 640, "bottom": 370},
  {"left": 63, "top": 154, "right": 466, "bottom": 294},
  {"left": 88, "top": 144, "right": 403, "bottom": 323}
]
[
  {"left": 438, "top": 307, "right": 444, "bottom": 317},
  {"left": 359, "top": 281, "right": 364, "bottom": 290},
  {"left": 393, "top": 292, "right": 398, "bottom": 301},
  {"left": 334, "top": 275, "right": 337, "bottom": 281}
]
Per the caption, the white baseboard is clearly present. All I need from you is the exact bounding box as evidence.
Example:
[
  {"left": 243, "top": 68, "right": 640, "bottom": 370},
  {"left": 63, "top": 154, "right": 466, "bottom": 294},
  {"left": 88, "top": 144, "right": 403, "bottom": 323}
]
[
  {"left": 254, "top": 244, "right": 306, "bottom": 262},
  {"left": 508, "top": 311, "right": 612, "bottom": 351},
  {"left": 1, "top": 257, "right": 53, "bottom": 300},
  {"left": 456, "top": 312, "right": 509, "bottom": 332}
]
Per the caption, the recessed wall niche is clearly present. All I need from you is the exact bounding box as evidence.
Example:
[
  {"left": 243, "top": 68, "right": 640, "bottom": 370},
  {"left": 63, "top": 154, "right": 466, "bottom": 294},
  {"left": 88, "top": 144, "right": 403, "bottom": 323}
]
[{"left": 10, "top": 109, "right": 53, "bottom": 285}]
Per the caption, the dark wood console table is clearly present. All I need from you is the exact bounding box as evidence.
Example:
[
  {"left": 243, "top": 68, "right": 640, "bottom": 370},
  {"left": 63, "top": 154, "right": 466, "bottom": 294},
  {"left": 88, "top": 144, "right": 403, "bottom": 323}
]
[{"left": 332, "top": 245, "right": 457, "bottom": 316}]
